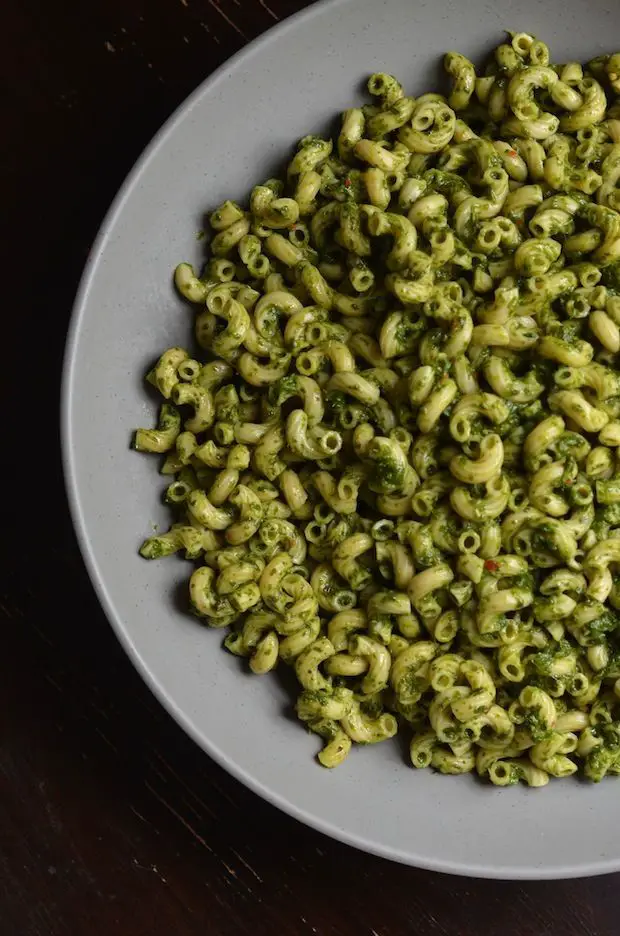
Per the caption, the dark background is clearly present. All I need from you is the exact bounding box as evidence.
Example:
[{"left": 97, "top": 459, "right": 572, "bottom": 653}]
[{"left": 3, "top": 1, "right": 619, "bottom": 933}]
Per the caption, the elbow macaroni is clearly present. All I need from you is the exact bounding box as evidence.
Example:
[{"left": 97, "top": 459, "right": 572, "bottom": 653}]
[{"left": 135, "top": 33, "right": 620, "bottom": 784}]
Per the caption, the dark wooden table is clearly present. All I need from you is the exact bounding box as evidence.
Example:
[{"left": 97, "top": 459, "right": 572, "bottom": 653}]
[{"left": 3, "top": 2, "right": 620, "bottom": 933}]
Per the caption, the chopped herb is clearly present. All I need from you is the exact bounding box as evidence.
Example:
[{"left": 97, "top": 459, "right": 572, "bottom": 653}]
[{"left": 326, "top": 391, "right": 348, "bottom": 413}]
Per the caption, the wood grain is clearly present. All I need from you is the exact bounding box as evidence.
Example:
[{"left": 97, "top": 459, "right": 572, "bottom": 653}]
[{"left": 3, "top": 1, "right": 620, "bottom": 933}]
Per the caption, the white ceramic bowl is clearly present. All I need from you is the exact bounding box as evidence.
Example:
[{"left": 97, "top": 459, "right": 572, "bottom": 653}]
[{"left": 62, "top": 0, "right": 620, "bottom": 878}]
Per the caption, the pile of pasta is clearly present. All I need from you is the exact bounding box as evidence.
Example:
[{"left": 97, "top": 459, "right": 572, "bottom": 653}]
[{"left": 135, "top": 33, "right": 620, "bottom": 785}]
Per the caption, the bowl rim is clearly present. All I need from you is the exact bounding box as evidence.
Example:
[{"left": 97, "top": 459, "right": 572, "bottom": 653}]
[{"left": 61, "top": 0, "right": 620, "bottom": 880}]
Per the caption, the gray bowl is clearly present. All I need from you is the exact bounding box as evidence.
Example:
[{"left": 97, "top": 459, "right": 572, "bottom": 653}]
[{"left": 62, "top": 0, "right": 620, "bottom": 879}]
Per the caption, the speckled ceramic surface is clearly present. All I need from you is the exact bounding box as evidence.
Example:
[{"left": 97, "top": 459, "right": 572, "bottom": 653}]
[{"left": 62, "top": 0, "right": 620, "bottom": 879}]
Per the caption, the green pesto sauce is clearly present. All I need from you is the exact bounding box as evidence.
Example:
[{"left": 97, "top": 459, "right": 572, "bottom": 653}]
[
  {"left": 274, "top": 374, "right": 298, "bottom": 400},
  {"left": 524, "top": 711, "right": 553, "bottom": 742},
  {"left": 602, "top": 262, "right": 620, "bottom": 292},
  {"left": 141, "top": 540, "right": 165, "bottom": 559},
  {"left": 512, "top": 572, "right": 535, "bottom": 591},
  {"left": 326, "top": 390, "right": 348, "bottom": 413},
  {"left": 395, "top": 316, "right": 424, "bottom": 348},
  {"left": 423, "top": 169, "right": 471, "bottom": 199},
  {"left": 555, "top": 432, "right": 587, "bottom": 457},
  {"left": 302, "top": 688, "right": 331, "bottom": 705},
  {"left": 530, "top": 639, "right": 573, "bottom": 676},
  {"left": 416, "top": 548, "right": 441, "bottom": 569},
  {"left": 373, "top": 456, "right": 406, "bottom": 491},
  {"left": 585, "top": 610, "right": 620, "bottom": 641},
  {"left": 531, "top": 523, "right": 557, "bottom": 553}
]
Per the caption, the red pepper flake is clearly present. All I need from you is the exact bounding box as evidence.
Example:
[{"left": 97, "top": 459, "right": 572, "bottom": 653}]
[
  {"left": 344, "top": 177, "right": 352, "bottom": 188},
  {"left": 565, "top": 478, "right": 574, "bottom": 485},
  {"left": 516, "top": 218, "right": 525, "bottom": 226},
  {"left": 507, "top": 149, "right": 518, "bottom": 158},
  {"left": 484, "top": 559, "right": 499, "bottom": 572}
]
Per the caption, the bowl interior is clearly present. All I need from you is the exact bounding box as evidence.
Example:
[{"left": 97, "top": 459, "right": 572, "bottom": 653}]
[{"left": 63, "top": 0, "right": 620, "bottom": 878}]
